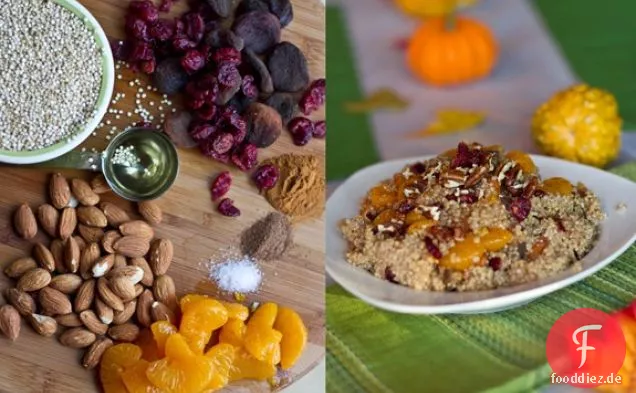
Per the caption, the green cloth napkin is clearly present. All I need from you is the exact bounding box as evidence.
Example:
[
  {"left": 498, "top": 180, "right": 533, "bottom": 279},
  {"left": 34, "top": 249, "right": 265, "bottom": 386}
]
[{"left": 326, "top": 163, "right": 636, "bottom": 393}]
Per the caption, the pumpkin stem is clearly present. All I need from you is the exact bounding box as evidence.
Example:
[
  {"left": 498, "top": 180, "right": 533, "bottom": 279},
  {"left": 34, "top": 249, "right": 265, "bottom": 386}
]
[{"left": 444, "top": 11, "right": 457, "bottom": 31}]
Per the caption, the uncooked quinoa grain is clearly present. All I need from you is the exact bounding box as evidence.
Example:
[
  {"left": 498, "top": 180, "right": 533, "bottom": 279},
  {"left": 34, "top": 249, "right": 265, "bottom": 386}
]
[{"left": 0, "top": 0, "right": 102, "bottom": 151}]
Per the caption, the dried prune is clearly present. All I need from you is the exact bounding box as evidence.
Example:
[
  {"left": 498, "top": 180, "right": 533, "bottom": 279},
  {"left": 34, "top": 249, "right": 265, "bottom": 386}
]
[
  {"left": 253, "top": 164, "right": 279, "bottom": 190},
  {"left": 267, "top": 42, "right": 309, "bottom": 92},
  {"left": 211, "top": 171, "right": 232, "bottom": 200},
  {"left": 181, "top": 49, "right": 206, "bottom": 74},
  {"left": 244, "top": 103, "right": 282, "bottom": 147},
  {"left": 214, "top": 48, "right": 242, "bottom": 65},
  {"left": 288, "top": 117, "right": 313, "bottom": 146},
  {"left": 218, "top": 198, "right": 241, "bottom": 217},
  {"left": 265, "top": 0, "right": 293, "bottom": 28},
  {"left": 204, "top": 29, "right": 245, "bottom": 51},
  {"left": 232, "top": 11, "right": 281, "bottom": 55},
  {"left": 299, "top": 78, "right": 326, "bottom": 115},
  {"left": 231, "top": 143, "right": 258, "bottom": 171},
  {"left": 190, "top": 123, "right": 216, "bottom": 140},
  {"left": 313, "top": 120, "right": 326, "bottom": 138},
  {"left": 163, "top": 111, "right": 197, "bottom": 148},
  {"left": 206, "top": 0, "right": 234, "bottom": 18},
  {"left": 237, "top": 0, "right": 270, "bottom": 15},
  {"left": 149, "top": 19, "right": 175, "bottom": 41},
  {"left": 183, "top": 13, "right": 205, "bottom": 43},
  {"left": 153, "top": 58, "right": 189, "bottom": 94},
  {"left": 264, "top": 92, "right": 298, "bottom": 123},
  {"left": 244, "top": 49, "right": 274, "bottom": 95},
  {"left": 129, "top": 1, "right": 159, "bottom": 24}
]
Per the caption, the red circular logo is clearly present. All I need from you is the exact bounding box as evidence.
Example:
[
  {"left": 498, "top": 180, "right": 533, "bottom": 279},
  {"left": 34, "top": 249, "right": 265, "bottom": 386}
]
[{"left": 546, "top": 308, "right": 626, "bottom": 387}]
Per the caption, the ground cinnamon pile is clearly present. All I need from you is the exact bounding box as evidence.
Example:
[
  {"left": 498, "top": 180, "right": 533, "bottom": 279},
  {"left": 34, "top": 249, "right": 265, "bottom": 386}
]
[
  {"left": 240, "top": 212, "right": 292, "bottom": 261},
  {"left": 261, "top": 154, "right": 325, "bottom": 220}
]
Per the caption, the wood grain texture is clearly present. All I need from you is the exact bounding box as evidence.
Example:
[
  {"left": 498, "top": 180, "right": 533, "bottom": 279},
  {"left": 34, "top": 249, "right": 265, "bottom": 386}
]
[{"left": 0, "top": 0, "right": 325, "bottom": 391}]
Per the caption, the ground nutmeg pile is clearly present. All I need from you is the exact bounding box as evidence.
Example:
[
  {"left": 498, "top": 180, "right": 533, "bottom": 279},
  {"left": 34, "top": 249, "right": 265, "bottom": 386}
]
[{"left": 241, "top": 212, "right": 292, "bottom": 260}]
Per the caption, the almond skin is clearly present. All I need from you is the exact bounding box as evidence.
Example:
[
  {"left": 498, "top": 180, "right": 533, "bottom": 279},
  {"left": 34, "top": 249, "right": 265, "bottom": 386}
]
[
  {"left": 32, "top": 243, "right": 55, "bottom": 272},
  {"left": 59, "top": 207, "right": 77, "bottom": 240},
  {"left": 138, "top": 201, "right": 162, "bottom": 225},
  {"left": 28, "top": 313, "right": 57, "bottom": 337},
  {"left": 37, "top": 204, "right": 59, "bottom": 237},
  {"left": 95, "top": 298, "right": 114, "bottom": 325},
  {"left": 50, "top": 239, "right": 67, "bottom": 273},
  {"left": 151, "top": 301, "right": 176, "bottom": 325},
  {"left": 14, "top": 203, "right": 37, "bottom": 239},
  {"left": 101, "top": 230, "right": 121, "bottom": 254},
  {"left": 91, "top": 175, "right": 111, "bottom": 195},
  {"left": 136, "top": 290, "right": 154, "bottom": 327},
  {"left": 97, "top": 277, "right": 124, "bottom": 312},
  {"left": 50, "top": 173, "right": 71, "bottom": 209},
  {"left": 148, "top": 239, "right": 173, "bottom": 276},
  {"left": 64, "top": 236, "right": 80, "bottom": 273},
  {"left": 74, "top": 236, "right": 86, "bottom": 252},
  {"left": 55, "top": 313, "right": 83, "bottom": 327},
  {"left": 83, "top": 337, "right": 113, "bottom": 369},
  {"left": 129, "top": 257, "right": 154, "bottom": 287},
  {"left": 113, "top": 236, "right": 150, "bottom": 258},
  {"left": 91, "top": 255, "right": 115, "bottom": 278},
  {"left": 113, "top": 300, "right": 136, "bottom": 325},
  {"left": 39, "top": 287, "right": 72, "bottom": 316},
  {"left": 107, "top": 266, "right": 144, "bottom": 285},
  {"left": 80, "top": 243, "right": 101, "bottom": 279},
  {"left": 109, "top": 276, "right": 136, "bottom": 302},
  {"left": 77, "top": 206, "right": 108, "bottom": 228},
  {"left": 74, "top": 279, "right": 96, "bottom": 313},
  {"left": 114, "top": 254, "right": 127, "bottom": 269},
  {"left": 5, "top": 288, "right": 36, "bottom": 316},
  {"left": 71, "top": 178, "right": 100, "bottom": 206},
  {"left": 0, "top": 305, "right": 21, "bottom": 341},
  {"left": 100, "top": 202, "right": 130, "bottom": 227},
  {"left": 119, "top": 220, "right": 154, "bottom": 240},
  {"left": 134, "top": 284, "right": 144, "bottom": 297},
  {"left": 107, "top": 323, "right": 139, "bottom": 342},
  {"left": 4, "top": 257, "right": 38, "bottom": 278},
  {"left": 17, "top": 268, "right": 51, "bottom": 292},
  {"left": 79, "top": 310, "right": 108, "bottom": 336},
  {"left": 59, "top": 327, "right": 96, "bottom": 348},
  {"left": 49, "top": 274, "right": 83, "bottom": 294},
  {"left": 78, "top": 224, "right": 104, "bottom": 243},
  {"left": 153, "top": 275, "right": 177, "bottom": 312}
]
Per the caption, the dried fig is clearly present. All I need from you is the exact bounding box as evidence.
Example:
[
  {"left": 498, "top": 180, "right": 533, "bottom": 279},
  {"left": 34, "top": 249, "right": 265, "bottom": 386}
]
[
  {"left": 267, "top": 42, "right": 309, "bottom": 92},
  {"left": 265, "top": 92, "right": 299, "bottom": 123},
  {"left": 232, "top": 11, "right": 281, "bottom": 55},
  {"left": 153, "top": 58, "right": 189, "bottom": 95},
  {"left": 244, "top": 49, "right": 273, "bottom": 95},
  {"left": 245, "top": 103, "right": 282, "bottom": 147}
]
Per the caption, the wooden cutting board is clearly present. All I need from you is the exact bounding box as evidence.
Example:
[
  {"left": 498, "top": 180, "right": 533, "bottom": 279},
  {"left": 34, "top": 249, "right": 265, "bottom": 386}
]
[{"left": 0, "top": 0, "right": 325, "bottom": 392}]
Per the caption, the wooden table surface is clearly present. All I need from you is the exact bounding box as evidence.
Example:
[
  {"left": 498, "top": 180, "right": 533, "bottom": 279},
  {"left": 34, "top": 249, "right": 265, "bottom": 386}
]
[{"left": 0, "top": 1, "right": 325, "bottom": 392}]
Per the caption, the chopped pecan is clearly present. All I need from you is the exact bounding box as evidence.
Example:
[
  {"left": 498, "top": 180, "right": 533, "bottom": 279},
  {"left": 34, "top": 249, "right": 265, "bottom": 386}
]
[
  {"left": 465, "top": 166, "right": 488, "bottom": 187},
  {"left": 522, "top": 177, "right": 539, "bottom": 198},
  {"left": 442, "top": 169, "right": 466, "bottom": 188}
]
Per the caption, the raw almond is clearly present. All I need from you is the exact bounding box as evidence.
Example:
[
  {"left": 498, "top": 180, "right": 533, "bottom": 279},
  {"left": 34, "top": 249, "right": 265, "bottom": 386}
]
[
  {"left": 64, "top": 236, "right": 80, "bottom": 273},
  {"left": 113, "top": 236, "right": 150, "bottom": 258},
  {"left": 92, "top": 254, "right": 115, "bottom": 278},
  {"left": 109, "top": 276, "right": 136, "bottom": 301},
  {"left": 50, "top": 173, "right": 71, "bottom": 209},
  {"left": 50, "top": 239, "right": 66, "bottom": 273},
  {"left": 107, "top": 266, "right": 144, "bottom": 285},
  {"left": 59, "top": 327, "right": 96, "bottom": 348},
  {"left": 14, "top": 203, "right": 37, "bottom": 239},
  {"left": 0, "top": 305, "right": 21, "bottom": 341},
  {"left": 80, "top": 243, "right": 101, "bottom": 279},
  {"left": 100, "top": 202, "right": 130, "bottom": 227},
  {"left": 49, "top": 274, "right": 83, "bottom": 294},
  {"left": 77, "top": 206, "right": 107, "bottom": 228},
  {"left": 113, "top": 300, "right": 136, "bottom": 325},
  {"left": 59, "top": 207, "right": 77, "bottom": 240},
  {"left": 102, "top": 230, "right": 121, "bottom": 254},
  {"left": 153, "top": 275, "right": 177, "bottom": 312},
  {"left": 151, "top": 301, "right": 176, "bottom": 325},
  {"left": 32, "top": 243, "right": 55, "bottom": 272},
  {"left": 78, "top": 224, "right": 104, "bottom": 243},
  {"left": 95, "top": 298, "right": 114, "bottom": 324},
  {"left": 83, "top": 337, "right": 113, "bottom": 369},
  {"left": 91, "top": 174, "right": 111, "bottom": 194},
  {"left": 136, "top": 289, "right": 154, "bottom": 327},
  {"left": 79, "top": 310, "right": 108, "bottom": 335},
  {"left": 28, "top": 313, "right": 57, "bottom": 337},
  {"left": 17, "top": 268, "right": 51, "bottom": 292},
  {"left": 119, "top": 220, "right": 154, "bottom": 240},
  {"left": 129, "top": 257, "right": 154, "bottom": 287},
  {"left": 134, "top": 284, "right": 144, "bottom": 298},
  {"left": 74, "top": 279, "right": 95, "bottom": 313},
  {"left": 97, "top": 277, "right": 124, "bottom": 312},
  {"left": 55, "top": 313, "right": 83, "bottom": 327},
  {"left": 39, "top": 287, "right": 72, "bottom": 316},
  {"left": 138, "top": 201, "right": 162, "bottom": 225},
  {"left": 113, "top": 254, "right": 127, "bottom": 269},
  {"left": 37, "top": 204, "right": 59, "bottom": 237},
  {"left": 107, "top": 323, "right": 139, "bottom": 342},
  {"left": 5, "top": 288, "right": 36, "bottom": 316},
  {"left": 74, "top": 235, "right": 86, "bottom": 252},
  {"left": 4, "top": 257, "right": 37, "bottom": 278},
  {"left": 148, "top": 239, "right": 173, "bottom": 276},
  {"left": 71, "top": 178, "right": 100, "bottom": 206}
]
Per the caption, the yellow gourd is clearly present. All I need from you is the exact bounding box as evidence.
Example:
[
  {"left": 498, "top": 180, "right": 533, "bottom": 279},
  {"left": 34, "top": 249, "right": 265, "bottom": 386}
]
[{"left": 395, "top": 0, "right": 477, "bottom": 18}]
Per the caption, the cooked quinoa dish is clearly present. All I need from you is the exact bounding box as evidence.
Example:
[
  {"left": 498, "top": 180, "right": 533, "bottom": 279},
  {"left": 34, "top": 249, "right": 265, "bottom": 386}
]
[{"left": 340, "top": 142, "right": 605, "bottom": 291}]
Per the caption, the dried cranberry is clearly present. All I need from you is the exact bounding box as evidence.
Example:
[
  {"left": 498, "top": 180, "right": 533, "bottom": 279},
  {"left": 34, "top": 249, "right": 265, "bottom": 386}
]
[
  {"left": 129, "top": 41, "right": 154, "bottom": 62},
  {"left": 172, "top": 37, "right": 197, "bottom": 52},
  {"left": 214, "top": 47, "right": 242, "bottom": 65},
  {"left": 288, "top": 117, "right": 314, "bottom": 146},
  {"left": 196, "top": 103, "right": 217, "bottom": 121},
  {"left": 197, "top": 74, "right": 218, "bottom": 91},
  {"left": 397, "top": 201, "right": 415, "bottom": 214},
  {"left": 217, "top": 63, "right": 241, "bottom": 87},
  {"left": 241, "top": 75, "right": 259, "bottom": 99},
  {"left": 218, "top": 198, "right": 241, "bottom": 217},
  {"left": 313, "top": 120, "right": 326, "bottom": 138},
  {"left": 253, "top": 164, "right": 279, "bottom": 190},
  {"left": 134, "top": 121, "right": 153, "bottom": 128},
  {"left": 410, "top": 162, "right": 426, "bottom": 174},
  {"left": 201, "top": 145, "right": 231, "bottom": 163},
  {"left": 183, "top": 13, "right": 205, "bottom": 43},
  {"left": 110, "top": 39, "right": 131, "bottom": 61},
  {"left": 149, "top": 19, "right": 174, "bottom": 41},
  {"left": 459, "top": 194, "right": 478, "bottom": 204},
  {"left": 210, "top": 171, "right": 232, "bottom": 200},
  {"left": 180, "top": 50, "right": 206, "bottom": 74},
  {"left": 385, "top": 267, "right": 399, "bottom": 284},
  {"left": 231, "top": 143, "right": 258, "bottom": 171},
  {"left": 424, "top": 237, "right": 442, "bottom": 259},
  {"left": 190, "top": 123, "right": 216, "bottom": 140},
  {"left": 451, "top": 142, "right": 485, "bottom": 168},
  {"left": 127, "top": 17, "right": 151, "bottom": 42},
  {"left": 129, "top": 1, "right": 159, "bottom": 24},
  {"left": 533, "top": 189, "right": 546, "bottom": 198},
  {"left": 510, "top": 197, "right": 532, "bottom": 222},
  {"left": 139, "top": 58, "right": 156, "bottom": 74},
  {"left": 554, "top": 217, "right": 566, "bottom": 232},
  {"left": 489, "top": 257, "right": 502, "bottom": 271},
  {"left": 299, "top": 78, "right": 326, "bottom": 115},
  {"left": 211, "top": 132, "right": 235, "bottom": 154},
  {"left": 159, "top": 0, "right": 175, "bottom": 12}
]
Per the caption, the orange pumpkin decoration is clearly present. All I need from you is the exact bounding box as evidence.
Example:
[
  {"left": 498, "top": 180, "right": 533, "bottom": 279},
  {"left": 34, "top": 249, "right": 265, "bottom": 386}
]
[{"left": 406, "top": 15, "right": 499, "bottom": 86}]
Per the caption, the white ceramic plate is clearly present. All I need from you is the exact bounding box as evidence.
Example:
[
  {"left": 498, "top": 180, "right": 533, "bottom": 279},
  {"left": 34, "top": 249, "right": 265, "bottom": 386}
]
[
  {"left": 326, "top": 155, "right": 636, "bottom": 315},
  {"left": 0, "top": 0, "right": 114, "bottom": 164}
]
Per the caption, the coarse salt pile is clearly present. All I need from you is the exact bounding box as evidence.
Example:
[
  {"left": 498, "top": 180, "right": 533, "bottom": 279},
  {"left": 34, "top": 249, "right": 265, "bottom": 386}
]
[
  {"left": 0, "top": 0, "right": 102, "bottom": 151},
  {"left": 210, "top": 256, "right": 263, "bottom": 293}
]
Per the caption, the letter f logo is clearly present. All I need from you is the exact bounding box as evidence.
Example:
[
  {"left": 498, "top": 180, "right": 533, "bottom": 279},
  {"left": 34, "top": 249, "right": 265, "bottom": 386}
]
[{"left": 572, "top": 324, "right": 603, "bottom": 368}]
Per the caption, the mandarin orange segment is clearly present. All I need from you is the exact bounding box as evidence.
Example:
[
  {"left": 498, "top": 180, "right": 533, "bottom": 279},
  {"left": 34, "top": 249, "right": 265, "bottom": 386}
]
[
  {"left": 367, "top": 185, "right": 396, "bottom": 209},
  {"left": 179, "top": 294, "right": 209, "bottom": 313},
  {"left": 440, "top": 228, "right": 513, "bottom": 271},
  {"left": 405, "top": 209, "right": 425, "bottom": 225},
  {"left": 244, "top": 327, "right": 283, "bottom": 364},
  {"left": 180, "top": 298, "right": 228, "bottom": 353},
  {"left": 406, "top": 219, "right": 435, "bottom": 235},
  {"left": 440, "top": 148, "right": 457, "bottom": 158},
  {"left": 480, "top": 228, "right": 513, "bottom": 251},
  {"left": 541, "top": 177, "right": 573, "bottom": 196},
  {"left": 100, "top": 344, "right": 143, "bottom": 393},
  {"left": 249, "top": 303, "right": 278, "bottom": 327},
  {"left": 151, "top": 321, "right": 178, "bottom": 357},
  {"left": 273, "top": 307, "right": 308, "bottom": 370},
  {"left": 204, "top": 343, "right": 236, "bottom": 391},
  {"left": 220, "top": 301, "right": 249, "bottom": 321},
  {"left": 219, "top": 318, "right": 247, "bottom": 347},
  {"left": 121, "top": 360, "right": 166, "bottom": 393},
  {"left": 372, "top": 210, "right": 402, "bottom": 226},
  {"left": 506, "top": 150, "right": 537, "bottom": 173},
  {"left": 229, "top": 348, "right": 277, "bottom": 382}
]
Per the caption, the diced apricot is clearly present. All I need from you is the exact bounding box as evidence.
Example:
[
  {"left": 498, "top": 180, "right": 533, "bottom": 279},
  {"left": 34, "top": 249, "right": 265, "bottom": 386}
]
[
  {"left": 219, "top": 318, "right": 247, "bottom": 347},
  {"left": 541, "top": 177, "right": 573, "bottom": 196},
  {"left": 273, "top": 307, "right": 308, "bottom": 370},
  {"left": 506, "top": 150, "right": 537, "bottom": 173}
]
